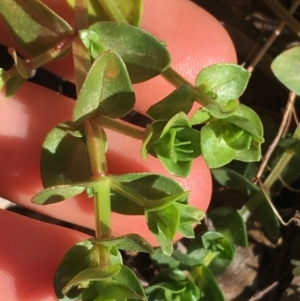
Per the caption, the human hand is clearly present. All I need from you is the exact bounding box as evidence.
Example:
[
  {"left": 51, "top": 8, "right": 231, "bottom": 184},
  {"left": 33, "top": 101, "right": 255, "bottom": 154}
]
[{"left": 0, "top": 0, "right": 236, "bottom": 300}]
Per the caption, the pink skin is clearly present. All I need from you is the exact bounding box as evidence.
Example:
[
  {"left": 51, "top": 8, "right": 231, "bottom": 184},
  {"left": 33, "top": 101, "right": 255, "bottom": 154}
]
[{"left": 0, "top": 0, "right": 236, "bottom": 300}]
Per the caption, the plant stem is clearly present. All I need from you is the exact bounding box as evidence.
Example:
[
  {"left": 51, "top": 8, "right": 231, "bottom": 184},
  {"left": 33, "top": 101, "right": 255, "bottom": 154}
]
[
  {"left": 72, "top": 0, "right": 91, "bottom": 92},
  {"left": 109, "top": 178, "right": 146, "bottom": 207},
  {"left": 190, "top": 253, "right": 217, "bottom": 280},
  {"left": 73, "top": 36, "right": 91, "bottom": 93},
  {"left": 83, "top": 0, "right": 215, "bottom": 109},
  {"left": 85, "top": 121, "right": 108, "bottom": 176},
  {"left": 92, "top": 115, "right": 144, "bottom": 140},
  {"left": 98, "top": 0, "right": 128, "bottom": 24},
  {"left": 4, "top": 38, "right": 73, "bottom": 82},
  {"left": 84, "top": 121, "right": 111, "bottom": 238},
  {"left": 162, "top": 67, "right": 216, "bottom": 107},
  {"left": 264, "top": 125, "right": 300, "bottom": 188},
  {"left": 262, "top": 0, "right": 300, "bottom": 36},
  {"left": 94, "top": 177, "right": 111, "bottom": 238},
  {"left": 247, "top": 0, "right": 300, "bottom": 72},
  {"left": 240, "top": 124, "right": 300, "bottom": 221},
  {"left": 256, "top": 92, "right": 296, "bottom": 180}
]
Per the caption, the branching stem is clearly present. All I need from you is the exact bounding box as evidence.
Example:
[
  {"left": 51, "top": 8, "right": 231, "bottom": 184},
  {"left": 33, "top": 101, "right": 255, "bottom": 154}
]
[{"left": 92, "top": 115, "right": 144, "bottom": 140}]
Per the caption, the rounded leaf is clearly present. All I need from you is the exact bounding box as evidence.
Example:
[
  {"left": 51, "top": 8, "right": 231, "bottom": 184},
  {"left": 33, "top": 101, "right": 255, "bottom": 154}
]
[
  {"left": 80, "top": 22, "right": 171, "bottom": 83},
  {"left": 195, "top": 265, "right": 226, "bottom": 301},
  {"left": 195, "top": 63, "right": 250, "bottom": 106},
  {"left": 54, "top": 240, "right": 98, "bottom": 300},
  {"left": 200, "top": 121, "right": 236, "bottom": 168},
  {"left": 225, "top": 104, "right": 264, "bottom": 143},
  {"left": 40, "top": 122, "right": 92, "bottom": 187},
  {"left": 73, "top": 51, "right": 135, "bottom": 122},
  {"left": 209, "top": 207, "right": 248, "bottom": 247},
  {"left": 271, "top": 46, "right": 300, "bottom": 95},
  {"left": 0, "top": 0, "right": 73, "bottom": 56},
  {"left": 109, "top": 173, "right": 186, "bottom": 215},
  {"left": 32, "top": 185, "right": 85, "bottom": 205},
  {"left": 62, "top": 265, "right": 121, "bottom": 295},
  {"left": 146, "top": 85, "right": 194, "bottom": 120}
]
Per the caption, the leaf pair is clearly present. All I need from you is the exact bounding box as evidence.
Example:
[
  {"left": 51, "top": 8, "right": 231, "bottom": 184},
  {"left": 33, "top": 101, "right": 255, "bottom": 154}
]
[
  {"left": 147, "top": 64, "right": 250, "bottom": 122},
  {"left": 0, "top": 0, "right": 73, "bottom": 95},
  {"left": 142, "top": 112, "right": 201, "bottom": 177},
  {"left": 201, "top": 104, "right": 264, "bottom": 168},
  {"left": 34, "top": 166, "right": 202, "bottom": 256},
  {"left": 148, "top": 208, "right": 247, "bottom": 301},
  {"left": 110, "top": 173, "right": 204, "bottom": 255},
  {"left": 55, "top": 238, "right": 147, "bottom": 301},
  {"left": 80, "top": 22, "right": 171, "bottom": 83},
  {"left": 146, "top": 269, "right": 201, "bottom": 301}
]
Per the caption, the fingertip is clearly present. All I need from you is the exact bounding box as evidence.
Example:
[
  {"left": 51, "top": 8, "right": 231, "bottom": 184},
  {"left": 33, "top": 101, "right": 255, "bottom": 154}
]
[
  {"left": 134, "top": 0, "right": 236, "bottom": 114},
  {"left": 0, "top": 209, "right": 88, "bottom": 301}
]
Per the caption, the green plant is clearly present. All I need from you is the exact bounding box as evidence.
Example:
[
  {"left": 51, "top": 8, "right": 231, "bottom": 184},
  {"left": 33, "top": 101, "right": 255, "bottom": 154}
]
[
  {"left": 147, "top": 207, "right": 247, "bottom": 301},
  {"left": 0, "top": 1, "right": 264, "bottom": 300}
]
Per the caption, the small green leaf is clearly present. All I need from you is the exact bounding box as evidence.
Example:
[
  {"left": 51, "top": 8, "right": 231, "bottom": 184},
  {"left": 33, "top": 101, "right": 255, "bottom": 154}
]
[
  {"left": 212, "top": 167, "right": 259, "bottom": 196},
  {"left": 109, "top": 173, "right": 186, "bottom": 215},
  {"left": 113, "top": 265, "right": 146, "bottom": 300},
  {"left": 8, "top": 48, "right": 32, "bottom": 79},
  {"left": 151, "top": 248, "right": 180, "bottom": 268},
  {"left": 195, "top": 63, "right": 250, "bottom": 106},
  {"left": 175, "top": 202, "right": 205, "bottom": 238},
  {"left": 80, "top": 22, "right": 171, "bottom": 83},
  {"left": 146, "top": 85, "right": 194, "bottom": 120},
  {"left": 62, "top": 265, "right": 122, "bottom": 295},
  {"left": 200, "top": 121, "right": 236, "bottom": 168},
  {"left": 85, "top": 279, "right": 146, "bottom": 301},
  {"left": 147, "top": 269, "right": 201, "bottom": 301},
  {"left": 225, "top": 104, "right": 264, "bottom": 144},
  {"left": 32, "top": 184, "right": 86, "bottom": 205},
  {"left": 73, "top": 51, "right": 135, "bottom": 122},
  {"left": 204, "top": 100, "right": 239, "bottom": 119},
  {"left": 209, "top": 207, "right": 248, "bottom": 247},
  {"left": 147, "top": 204, "right": 180, "bottom": 255},
  {"left": 143, "top": 113, "right": 201, "bottom": 177},
  {"left": 156, "top": 155, "right": 193, "bottom": 177},
  {"left": 190, "top": 108, "right": 211, "bottom": 125},
  {"left": 54, "top": 240, "right": 98, "bottom": 300},
  {"left": 201, "top": 231, "right": 224, "bottom": 250},
  {"left": 233, "top": 141, "right": 262, "bottom": 162},
  {"left": 172, "top": 250, "right": 205, "bottom": 267},
  {"left": 40, "top": 122, "right": 92, "bottom": 187},
  {"left": 90, "top": 234, "right": 154, "bottom": 253},
  {"left": 201, "top": 105, "right": 263, "bottom": 168},
  {"left": 144, "top": 191, "right": 189, "bottom": 212},
  {"left": 255, "top": 191, "right": 281, "bottom": 239},
  {"left": 271, "top": 46, "right": 300, "bottom": 95},
  {"left": 198, "top": 231, "right": 235, "bottom": 275},
  {"left": 0, "top": 0, "right": 73, "bottom": 56},
  {"left": 195, "top": 265, "right": 225, "bottom": 301}
]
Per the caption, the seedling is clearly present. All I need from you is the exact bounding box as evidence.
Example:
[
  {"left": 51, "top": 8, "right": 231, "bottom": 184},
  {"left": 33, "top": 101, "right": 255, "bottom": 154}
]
[{"left": 0, "top": 1, "right": 264, "bottom": 300}]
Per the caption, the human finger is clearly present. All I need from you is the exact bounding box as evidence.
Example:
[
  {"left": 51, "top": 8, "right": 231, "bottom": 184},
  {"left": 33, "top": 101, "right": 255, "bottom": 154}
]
[
  {"left": 0, "top": 209, "right": 88, "bottom": 301},
  {"left": 0, "top": 81, "right": 212, "bottom": 244}
]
